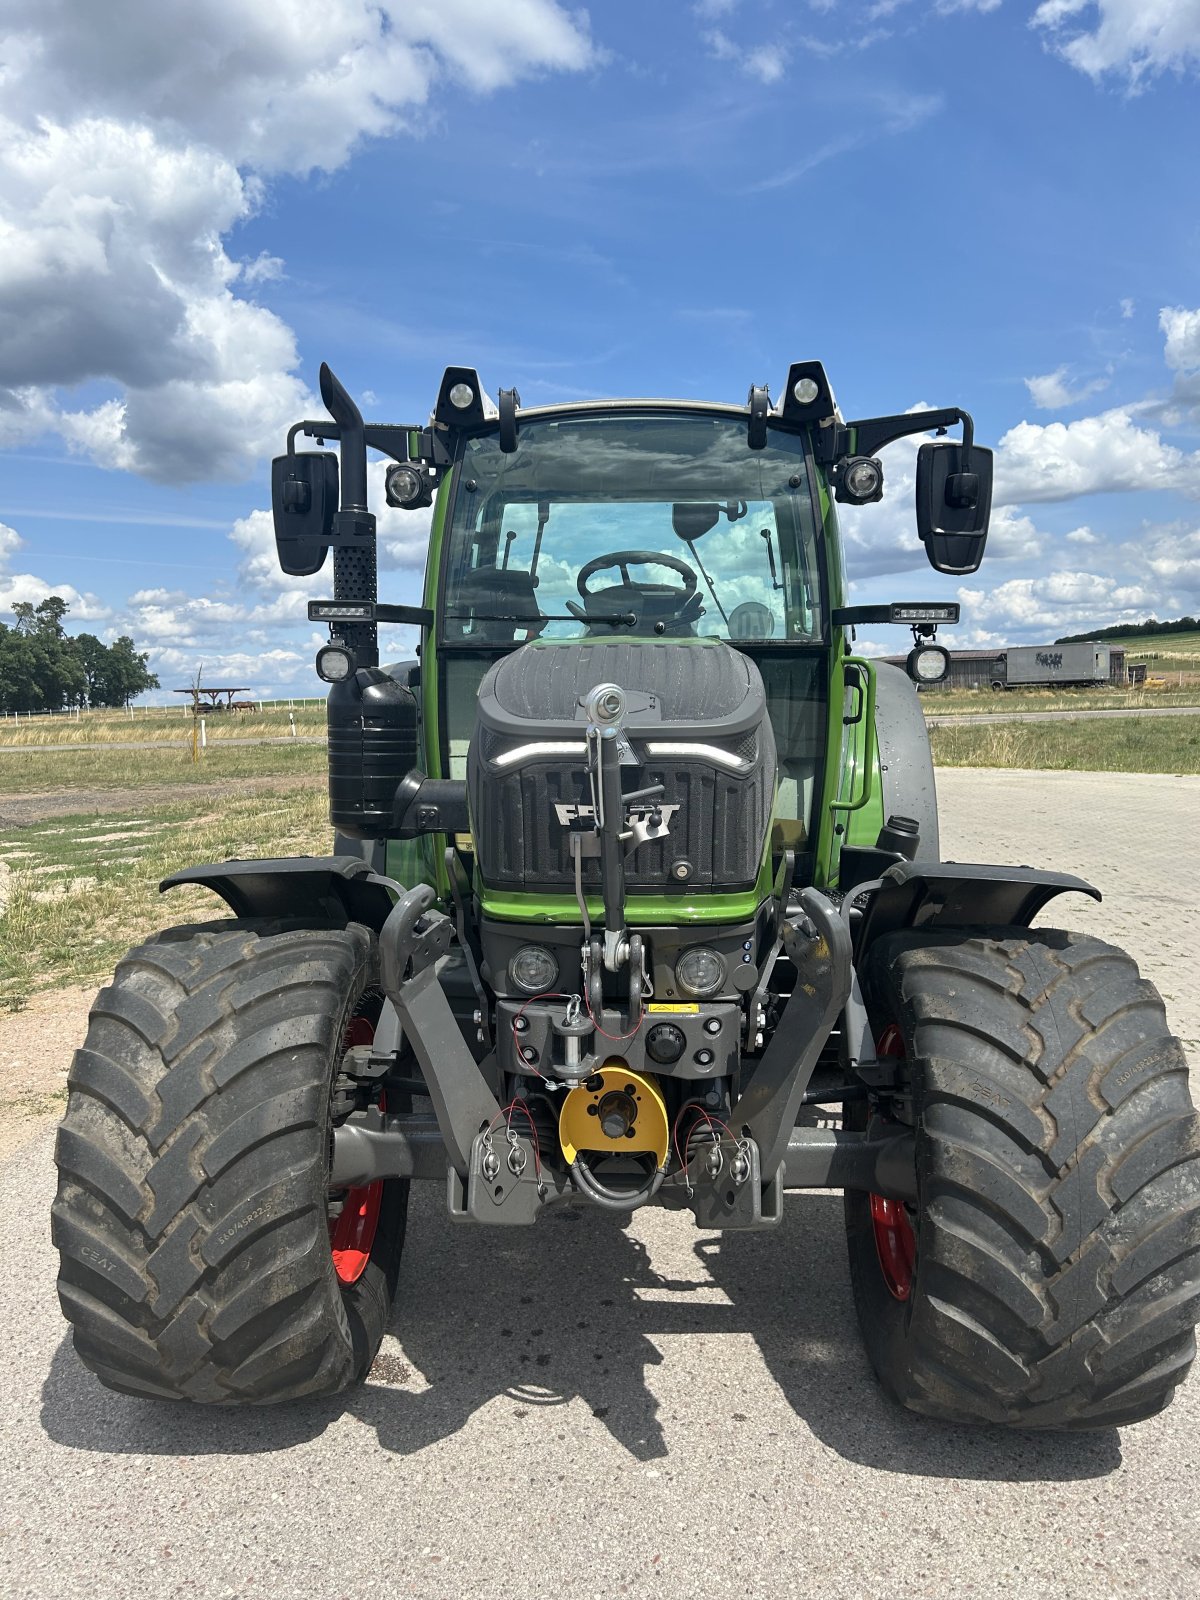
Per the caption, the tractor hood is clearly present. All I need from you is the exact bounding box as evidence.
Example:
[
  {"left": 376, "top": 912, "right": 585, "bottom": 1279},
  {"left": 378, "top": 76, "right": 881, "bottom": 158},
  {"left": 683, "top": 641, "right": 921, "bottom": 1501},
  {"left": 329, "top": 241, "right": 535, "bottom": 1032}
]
[{"left": 467, "top": 638, "right": 777, "bottom": 897}]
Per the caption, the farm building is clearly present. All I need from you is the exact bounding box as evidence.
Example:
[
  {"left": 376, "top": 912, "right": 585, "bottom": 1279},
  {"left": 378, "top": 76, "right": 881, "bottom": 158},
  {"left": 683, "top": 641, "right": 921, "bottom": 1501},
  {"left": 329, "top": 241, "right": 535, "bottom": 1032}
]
[{"left": 879, "top": 646, "right": 1126, "bottom": 690}]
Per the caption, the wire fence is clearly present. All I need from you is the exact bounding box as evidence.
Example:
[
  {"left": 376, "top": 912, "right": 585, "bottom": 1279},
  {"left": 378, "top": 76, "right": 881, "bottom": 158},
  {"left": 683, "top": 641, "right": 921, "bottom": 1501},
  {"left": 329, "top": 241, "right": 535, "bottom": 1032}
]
[{"left": 1, "top": 697, "right": 326, "bottom": 722}]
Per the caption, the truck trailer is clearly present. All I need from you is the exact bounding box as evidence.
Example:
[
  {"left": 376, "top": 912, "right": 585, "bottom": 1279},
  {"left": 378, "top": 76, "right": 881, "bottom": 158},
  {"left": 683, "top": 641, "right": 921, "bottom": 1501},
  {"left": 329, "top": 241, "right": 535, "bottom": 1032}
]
[{"left": 992, "top": 641, "right": 1112, "bottom": 689}]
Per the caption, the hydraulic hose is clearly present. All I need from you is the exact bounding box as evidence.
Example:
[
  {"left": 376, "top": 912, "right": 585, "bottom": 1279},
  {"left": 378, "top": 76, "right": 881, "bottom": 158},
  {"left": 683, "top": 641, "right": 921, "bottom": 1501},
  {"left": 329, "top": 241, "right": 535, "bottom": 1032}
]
[{"left": 569, "top": 1156, "right": 667, "bottom": 1212}]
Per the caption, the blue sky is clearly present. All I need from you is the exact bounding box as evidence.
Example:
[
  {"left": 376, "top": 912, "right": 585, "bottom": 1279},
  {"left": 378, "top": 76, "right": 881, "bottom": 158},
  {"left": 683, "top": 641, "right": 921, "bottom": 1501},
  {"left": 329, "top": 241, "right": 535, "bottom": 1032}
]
[{"left": 2, "top": 0, "right": 1199, "bottom": 693}]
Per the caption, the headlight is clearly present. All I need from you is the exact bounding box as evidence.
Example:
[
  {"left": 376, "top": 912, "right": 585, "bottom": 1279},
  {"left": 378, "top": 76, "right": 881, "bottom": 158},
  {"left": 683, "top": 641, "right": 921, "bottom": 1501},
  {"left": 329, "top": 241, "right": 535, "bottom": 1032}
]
[
  {"left": 907, "top": 643, "right": 951, "bottom": 685},
  {"left": 448, "top": 382, "right": 475, "bottom": 410},
  {"left": 838, "top": 456, "right": 884, "bottom": 504},
  {"left": 508, "top": 945, "right": 559, "bottom": 995},
  {"left": 675, "top": 947, "right": 726, "bottom": 997},
  {"left": 384, "top": 463, "right": 424, "bottom": 507},
  {"left": 315, "top": 644, "right": 354, "bottom": 683},
  {"left": 792, "top": 376, "right": 820, "bottom": 406}
]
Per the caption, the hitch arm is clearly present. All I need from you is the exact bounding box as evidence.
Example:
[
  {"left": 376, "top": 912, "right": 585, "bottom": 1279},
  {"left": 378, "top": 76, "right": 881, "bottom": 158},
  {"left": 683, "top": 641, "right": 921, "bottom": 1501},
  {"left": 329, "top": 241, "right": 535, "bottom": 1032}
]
[{"left": 730, "top": 890, "right": 853, "bottom": 1179}]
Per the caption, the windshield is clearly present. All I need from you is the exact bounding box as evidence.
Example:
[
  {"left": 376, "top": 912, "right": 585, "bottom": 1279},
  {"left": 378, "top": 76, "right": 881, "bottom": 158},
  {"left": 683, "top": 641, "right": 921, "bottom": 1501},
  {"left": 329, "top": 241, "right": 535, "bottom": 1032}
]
[{"left": 441, "top": 412, "right": 822, "bottom": 645}]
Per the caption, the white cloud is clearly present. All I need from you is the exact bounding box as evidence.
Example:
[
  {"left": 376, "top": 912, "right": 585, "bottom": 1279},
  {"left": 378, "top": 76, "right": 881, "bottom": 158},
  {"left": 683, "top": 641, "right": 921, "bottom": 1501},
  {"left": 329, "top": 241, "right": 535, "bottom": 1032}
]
[
  {"left": 241, "top": 252, "right": 285, "bottom": 286},
  {"left": 1032, "top": 0, "right": 1200, "bottom": 87},
  {"left": 0, "top": 3, "right": 598, "bottom": 481},
  {"left": 0, "top": 523, "right": 23, "bottom": 566},
  {"left": 0, "top": 2, "right": 598, "bottom": 177},
  {"left": 1160, "top": 305, "right": 1200, "bottom": 373},
  {"left": 1065, "top": 526, "right": 1099, "bottom": 543},
  {"left": 994, "top": 408, "right": 1200, "bottom": 503},
  {"left": 1121, "top": 297, "right": 1136, "bottom": 319},
  {"left": 957, "top": 569, "right": 1158, "bottom": 635},
  {"left": 702, "top": 27, "right": 791, "bottom": 82},
  {"left": 0, "top": 572, "right": 110, "bottom": 620},
  {"left": 1023, "top": 364, "right": 1110, "bottom": 409}
]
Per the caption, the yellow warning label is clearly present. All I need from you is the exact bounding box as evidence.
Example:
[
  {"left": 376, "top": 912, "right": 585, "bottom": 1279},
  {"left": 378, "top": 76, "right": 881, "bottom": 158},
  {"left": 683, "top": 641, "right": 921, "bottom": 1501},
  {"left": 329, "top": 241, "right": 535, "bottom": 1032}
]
[{"left": 646, "top": 1003, "right": 700, "bottom": 1015}]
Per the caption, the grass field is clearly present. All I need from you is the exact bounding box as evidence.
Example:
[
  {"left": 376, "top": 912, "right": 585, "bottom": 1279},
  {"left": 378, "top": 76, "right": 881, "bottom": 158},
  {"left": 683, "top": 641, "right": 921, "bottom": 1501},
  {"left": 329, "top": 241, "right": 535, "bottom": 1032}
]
[
  {"left": 929, "top": 714, "right": 1200, "bottom": 774},
  {"left": 0, "top": 739, "right": 327, "bottom": 795},
  {"left": 924, "top": 684, "right": 1200, "bottom": 715},
  {"left": 0, "top": 784, "right": 331, "bottom": 1008},
  {"left": 0, "top": 704, "right": 326, "bottom": 746}
]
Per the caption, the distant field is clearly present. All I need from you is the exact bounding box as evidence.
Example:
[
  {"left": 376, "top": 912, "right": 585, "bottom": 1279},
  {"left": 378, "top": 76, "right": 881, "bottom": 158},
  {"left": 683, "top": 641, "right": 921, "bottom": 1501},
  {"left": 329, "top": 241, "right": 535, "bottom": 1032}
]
[
  {"left": 929, "top": 713, "right": 1200, "bottom": 775},
  {"left": 924, "top": 684, "right": 1200, "bottom": 715},
  {"left": 0, "top": 704, "right": 326, "bottom": 747},
  {"left": 1105, "top": 628, "right": 1200, "bottom": 658},
  {"left": 0, "top": 739, "right": 327, "bottom": 795}
]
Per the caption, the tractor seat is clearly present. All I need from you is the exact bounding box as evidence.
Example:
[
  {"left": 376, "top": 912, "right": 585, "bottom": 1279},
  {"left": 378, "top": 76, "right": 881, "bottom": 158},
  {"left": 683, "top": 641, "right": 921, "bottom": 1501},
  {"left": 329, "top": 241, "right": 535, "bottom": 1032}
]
[{"left": 454, "top": 568, "right": 544, "bottom": 642}]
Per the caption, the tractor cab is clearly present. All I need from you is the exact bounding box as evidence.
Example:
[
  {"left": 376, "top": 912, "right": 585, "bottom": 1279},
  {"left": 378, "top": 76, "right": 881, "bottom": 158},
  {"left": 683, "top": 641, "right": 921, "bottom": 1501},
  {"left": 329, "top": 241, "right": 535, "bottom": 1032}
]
[{"left": 434, "top": 404, "right": 829, "bottom": 871}]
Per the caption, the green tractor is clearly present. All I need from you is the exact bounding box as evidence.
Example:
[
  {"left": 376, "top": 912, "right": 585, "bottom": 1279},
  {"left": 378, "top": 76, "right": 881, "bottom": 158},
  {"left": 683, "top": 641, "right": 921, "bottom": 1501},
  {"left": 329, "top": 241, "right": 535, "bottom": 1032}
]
[{"left": 53, "top": 362, "right": 1200, "bottom": 1427}]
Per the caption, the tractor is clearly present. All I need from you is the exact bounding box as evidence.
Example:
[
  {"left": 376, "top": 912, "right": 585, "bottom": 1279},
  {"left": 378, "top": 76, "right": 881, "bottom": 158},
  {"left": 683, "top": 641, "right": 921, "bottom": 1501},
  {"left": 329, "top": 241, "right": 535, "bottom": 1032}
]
[{"left": 53, "top": 361, "right": 1200, "bottom": 1427}]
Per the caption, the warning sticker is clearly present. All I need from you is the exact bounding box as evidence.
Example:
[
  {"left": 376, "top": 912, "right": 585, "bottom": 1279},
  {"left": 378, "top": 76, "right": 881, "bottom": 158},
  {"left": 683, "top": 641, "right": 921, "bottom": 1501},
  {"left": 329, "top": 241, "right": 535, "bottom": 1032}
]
[{"left": 646, "top": 1003, "right": 700, "bottom": 1015}]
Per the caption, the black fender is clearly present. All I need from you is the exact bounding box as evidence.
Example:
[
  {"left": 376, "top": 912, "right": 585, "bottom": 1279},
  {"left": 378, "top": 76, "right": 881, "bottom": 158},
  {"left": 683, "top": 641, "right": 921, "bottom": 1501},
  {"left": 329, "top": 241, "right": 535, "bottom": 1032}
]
[
  {"left": 873, "top": 662, "right": 939, "bottom": 857},
  {"left": 852, "top": 860, "right": 1100, "bottom": 957},
  {"left": 160, "top": 855, "right": 397, "bottom": 929}
]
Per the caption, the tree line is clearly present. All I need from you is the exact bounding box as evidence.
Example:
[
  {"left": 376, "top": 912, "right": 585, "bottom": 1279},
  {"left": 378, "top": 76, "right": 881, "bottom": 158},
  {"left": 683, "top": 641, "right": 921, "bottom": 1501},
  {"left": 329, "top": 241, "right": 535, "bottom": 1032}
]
[
  {"left": 0, "top": 596, "right": 159, "bottom": 713},
  {"left": 1057, "top": 616, "right": 1199, "bottom": 645}
]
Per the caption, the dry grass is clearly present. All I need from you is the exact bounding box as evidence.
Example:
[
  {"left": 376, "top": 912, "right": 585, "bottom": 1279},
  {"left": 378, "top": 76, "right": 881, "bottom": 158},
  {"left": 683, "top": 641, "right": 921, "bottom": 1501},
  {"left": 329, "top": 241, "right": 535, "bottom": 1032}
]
[
  {"left": 930, "top": 714, "right": 1200, "bottom": 774},
  {"left": 0, "top": 703, "right": 326, "bottom": 747},
  {"left": 0, "top": 784, "right": 332, "bottom": 1006},
  {"left": 0, "top": 739, "right": 328, "bottom": 795}
]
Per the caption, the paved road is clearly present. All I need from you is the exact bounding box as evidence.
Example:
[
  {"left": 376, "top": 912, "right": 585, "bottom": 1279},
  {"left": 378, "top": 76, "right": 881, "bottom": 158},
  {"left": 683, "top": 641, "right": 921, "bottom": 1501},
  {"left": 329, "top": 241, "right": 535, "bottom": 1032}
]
[
  {"left": 926, "top": 704, "right": 1200, "bottom": 726},
  {"left": 2, "top": 768, "right": 1198, "bottom": 1600}
]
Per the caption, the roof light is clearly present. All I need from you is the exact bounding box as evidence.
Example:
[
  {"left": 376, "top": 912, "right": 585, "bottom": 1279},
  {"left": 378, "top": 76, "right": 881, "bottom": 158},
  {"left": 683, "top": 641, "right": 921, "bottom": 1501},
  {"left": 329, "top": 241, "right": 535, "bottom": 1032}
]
[
  {"left": 793, "top": 377, "right": 820, "bottom": 406},
  {"left": 449, "top": 382, "right": 475, "bottom": 410}
]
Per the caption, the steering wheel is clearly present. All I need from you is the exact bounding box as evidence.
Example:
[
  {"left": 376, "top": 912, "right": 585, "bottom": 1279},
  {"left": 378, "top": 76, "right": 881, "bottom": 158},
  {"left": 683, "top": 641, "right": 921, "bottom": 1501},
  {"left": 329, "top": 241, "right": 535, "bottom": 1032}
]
[
  {"left": 566, "top": 548, "right": 700, "bottom": 631},
  {"left": 576, "top": 549, "right": 698, "bottom": 602}
]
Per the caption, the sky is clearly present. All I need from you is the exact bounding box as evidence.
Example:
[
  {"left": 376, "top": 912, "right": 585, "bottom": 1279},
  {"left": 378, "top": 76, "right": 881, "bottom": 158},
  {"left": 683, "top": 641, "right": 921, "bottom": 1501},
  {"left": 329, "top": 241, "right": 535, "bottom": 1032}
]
[{"left": 1, "top": 0, "right": 1199, "bottom": 694}]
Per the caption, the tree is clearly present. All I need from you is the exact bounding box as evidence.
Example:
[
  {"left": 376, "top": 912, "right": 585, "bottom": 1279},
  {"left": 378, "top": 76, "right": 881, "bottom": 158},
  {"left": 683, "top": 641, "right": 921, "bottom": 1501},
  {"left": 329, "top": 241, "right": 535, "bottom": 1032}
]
[{"left": 0, "top": 597, "right": 159, "bottom": 712}]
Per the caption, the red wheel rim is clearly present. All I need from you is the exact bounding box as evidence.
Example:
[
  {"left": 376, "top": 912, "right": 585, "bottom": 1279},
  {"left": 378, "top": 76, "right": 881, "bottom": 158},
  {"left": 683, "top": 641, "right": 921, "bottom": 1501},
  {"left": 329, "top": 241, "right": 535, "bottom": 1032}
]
[
  {"left": 330, "top": 1014, "right": 384, "bottom": 1287},
  {"left": 869, "top": 1021, "right": 916, "bottom": 1301}
]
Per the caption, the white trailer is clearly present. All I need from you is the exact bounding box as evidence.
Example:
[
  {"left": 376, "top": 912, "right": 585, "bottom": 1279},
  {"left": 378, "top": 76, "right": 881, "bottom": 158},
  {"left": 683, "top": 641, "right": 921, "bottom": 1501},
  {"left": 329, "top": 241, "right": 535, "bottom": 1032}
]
[{"left": 993, "top": 642, "right": 1112, "bottom": 688}]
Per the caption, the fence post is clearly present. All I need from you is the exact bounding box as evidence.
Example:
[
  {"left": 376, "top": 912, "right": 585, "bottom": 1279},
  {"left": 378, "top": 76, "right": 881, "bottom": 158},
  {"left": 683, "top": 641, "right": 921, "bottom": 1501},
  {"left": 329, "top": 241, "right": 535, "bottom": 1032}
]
[{"left": 288, "top": 712, "right": 296, "bottom": 738}]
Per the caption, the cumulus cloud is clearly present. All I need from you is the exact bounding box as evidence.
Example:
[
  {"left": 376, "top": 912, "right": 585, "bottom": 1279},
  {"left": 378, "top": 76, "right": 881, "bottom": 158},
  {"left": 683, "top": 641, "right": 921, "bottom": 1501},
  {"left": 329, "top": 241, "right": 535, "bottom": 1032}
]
[
  {"left": 957, "top": 569, "right": 1159, "bottom": 635},
  {"left": 0, "top": 2, "right": 598, "bottom": 481},
  {"left": 1032, "top": 1, "right": 1200, "bottom": 87},
  {"left": 1161, "top": 305, "right": 1200, "bottom": 373},
  {"left": 1024, "top": 365, "right": 1110, "bottom": 409},
  {"left": 994, "top": 408, "right": 1200, "bottom": 503}
]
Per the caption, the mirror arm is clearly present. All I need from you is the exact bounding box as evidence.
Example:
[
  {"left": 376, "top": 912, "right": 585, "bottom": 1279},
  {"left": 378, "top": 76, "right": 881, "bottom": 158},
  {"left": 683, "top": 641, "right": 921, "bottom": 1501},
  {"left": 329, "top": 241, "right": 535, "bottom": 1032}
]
[{"left": 845, "top": 407, "right": 973, "bottom": 463}]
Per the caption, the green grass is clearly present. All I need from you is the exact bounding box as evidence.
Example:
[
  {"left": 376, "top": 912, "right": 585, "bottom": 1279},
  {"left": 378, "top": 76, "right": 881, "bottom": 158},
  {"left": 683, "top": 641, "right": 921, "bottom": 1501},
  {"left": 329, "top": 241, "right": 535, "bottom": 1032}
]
[
  {"left": 930, "top": 713, "right": 1200, "bottom": 774},
  {"left": 924, "top": 685, "right": 1200, "bottom": 715},
  {"left": 0, "top": 785, "right": 332, "bottom": 1006},
  {"left": 0, "top": 739, "right": 328, "bottom": 794}
]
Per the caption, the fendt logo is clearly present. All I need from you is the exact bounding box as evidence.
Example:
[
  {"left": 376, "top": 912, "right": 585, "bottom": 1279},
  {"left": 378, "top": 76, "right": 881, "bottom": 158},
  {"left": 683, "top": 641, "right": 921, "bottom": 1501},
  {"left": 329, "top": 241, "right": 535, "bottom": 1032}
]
[{"left": 554, "top": 802, "right": 680, "bottom": 831}]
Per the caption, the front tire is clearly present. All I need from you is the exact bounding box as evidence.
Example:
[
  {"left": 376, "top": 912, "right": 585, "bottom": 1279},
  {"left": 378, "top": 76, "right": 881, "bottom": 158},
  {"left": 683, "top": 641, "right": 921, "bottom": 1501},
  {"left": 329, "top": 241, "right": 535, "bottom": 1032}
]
[
  {"left": 847, "top": 927, "right": 1200, "bottom": 1429},
  {"left": 52, "top": 921, "right": 407, "bottom": 1403}
]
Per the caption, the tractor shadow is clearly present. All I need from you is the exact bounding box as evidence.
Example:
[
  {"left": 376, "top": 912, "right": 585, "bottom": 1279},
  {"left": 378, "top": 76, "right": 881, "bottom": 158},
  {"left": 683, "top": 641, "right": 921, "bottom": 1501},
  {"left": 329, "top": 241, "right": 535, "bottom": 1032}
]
[{"left": 41, "top": 1184, "right": 1122, "bottom": 1480}]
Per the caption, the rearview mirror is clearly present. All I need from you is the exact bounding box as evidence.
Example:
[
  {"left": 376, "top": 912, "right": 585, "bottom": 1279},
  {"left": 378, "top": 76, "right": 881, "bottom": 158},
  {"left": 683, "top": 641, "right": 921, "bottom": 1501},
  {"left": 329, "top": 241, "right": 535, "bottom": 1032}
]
[
  {"left": 272, "top": 451, "right": 339, "bottom": 576},
  {"left": 915, "top": 441, "right": 993, "bottom": 575},
  {"left": 672, "top": 502, "right": 720, "bottom": 542}
]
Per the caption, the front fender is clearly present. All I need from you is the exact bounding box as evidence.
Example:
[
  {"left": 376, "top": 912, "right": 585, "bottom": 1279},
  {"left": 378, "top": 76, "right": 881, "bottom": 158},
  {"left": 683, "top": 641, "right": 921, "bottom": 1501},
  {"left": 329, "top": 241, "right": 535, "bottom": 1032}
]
[
  {"left": 160, "top": 855, "right": 397, "bottom": 929},
  {"left": 853, "top": 860, "right": 1100, "bottom": 957}
]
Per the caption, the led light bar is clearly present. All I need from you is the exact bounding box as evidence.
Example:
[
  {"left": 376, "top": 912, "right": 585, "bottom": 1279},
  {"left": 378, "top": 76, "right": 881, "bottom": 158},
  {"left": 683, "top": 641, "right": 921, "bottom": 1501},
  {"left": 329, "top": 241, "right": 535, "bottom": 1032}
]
[
  {"left": 308, "top": 600, "right": 374, "bottom": 622},
  {"left": 493, "top": 740, "right": 588, "bottom": 768},
  {"left": 644, "top": 741, "right": 751, "bottom": 773}
]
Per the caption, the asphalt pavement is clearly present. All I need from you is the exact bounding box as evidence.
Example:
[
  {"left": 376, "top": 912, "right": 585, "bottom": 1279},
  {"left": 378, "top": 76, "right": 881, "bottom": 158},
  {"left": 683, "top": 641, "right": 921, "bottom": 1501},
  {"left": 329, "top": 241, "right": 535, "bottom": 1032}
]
[{"left": 2, "top": 768, "right": 1198, "bottom": 1600}]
